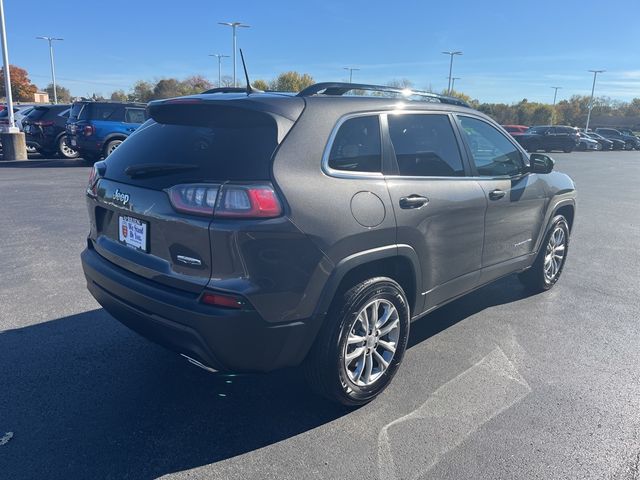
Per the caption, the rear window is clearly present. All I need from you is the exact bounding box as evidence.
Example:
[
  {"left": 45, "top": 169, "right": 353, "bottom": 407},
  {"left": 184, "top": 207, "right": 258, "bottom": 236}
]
[
  {"left": 69, "top": 103, "right": 85, "bottom": 121},
  {"left": 104, "top": 120, "right": 279, "bottom": 189},
  {"left": 80, "top": 103, "right": 122, "bottom": 121},
  {"left": 25, "top": 107, "right": 50, "bottom": 121}
]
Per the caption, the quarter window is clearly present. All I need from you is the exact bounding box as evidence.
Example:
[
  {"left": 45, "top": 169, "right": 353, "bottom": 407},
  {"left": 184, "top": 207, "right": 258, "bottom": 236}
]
[
  {"left": 388, "top": 114, "right": 464, "bottom": 177},
  {"left": 458, "top": 116, "right": 524, "bottom": 177},
  {"left": 328, "top": 116, "right": 382, "bottom": 173},
  {"left": 125, "top": 108, "right": 146, "bottom": 124}
]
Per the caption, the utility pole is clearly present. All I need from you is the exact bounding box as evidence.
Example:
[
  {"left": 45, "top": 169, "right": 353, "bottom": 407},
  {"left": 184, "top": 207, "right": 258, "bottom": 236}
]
[
  {"left": 0, "top": 0, "right": 27, "bottom": 159},
  {"left": 442, "top": 51, "right": 462, "bottom": 95},
  {"left": 343, "top": 67, "right": 360, "bottom": 83},
  {"left": 585, "top": 70, "right": 605, "bottom": 132},
  {"left": 218, "top": 22, "right": 250, "bottom": 87},
  {"left": 209, "top": 53, "right": 229, "bottom": 87},
  {"left": 36, "top": 36, "right": 63, "bottom": 104}
]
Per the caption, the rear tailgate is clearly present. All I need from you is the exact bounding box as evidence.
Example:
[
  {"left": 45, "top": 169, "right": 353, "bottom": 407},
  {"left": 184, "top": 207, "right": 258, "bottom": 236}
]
[{"left": 88, "top": 95, "right": 305, "bottom": 293}]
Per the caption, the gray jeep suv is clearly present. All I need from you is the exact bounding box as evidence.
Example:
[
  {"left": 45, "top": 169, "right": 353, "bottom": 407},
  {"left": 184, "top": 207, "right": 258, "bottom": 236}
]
[{"left": 81, "top": 83, "right": 576, "bottom": 405}]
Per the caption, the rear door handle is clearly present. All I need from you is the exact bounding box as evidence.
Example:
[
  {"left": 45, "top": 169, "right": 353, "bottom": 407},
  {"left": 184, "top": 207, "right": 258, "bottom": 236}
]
[
  {"left": 489, "top": 189, "right": 506, "bottom": 200},
  {"left": 399, "top": 195, "right": 429, "bottom": 209}
]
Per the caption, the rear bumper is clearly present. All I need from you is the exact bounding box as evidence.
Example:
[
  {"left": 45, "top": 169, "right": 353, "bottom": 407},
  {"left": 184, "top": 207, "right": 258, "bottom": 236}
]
[
  {"left": 68, "top": 135, "right": 103, "bottom": 155},
  {"left": 81, "top": 244, "right": 318, "bottom": 372}
]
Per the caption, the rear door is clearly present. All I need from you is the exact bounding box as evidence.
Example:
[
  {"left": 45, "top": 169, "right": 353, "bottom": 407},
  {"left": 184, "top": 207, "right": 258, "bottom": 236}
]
[
  {"left": 455, "top": 115, "right": 547, "bottom": 281},
  {"left": 383, "top": 112, "right": 486, "bottom": 312}
]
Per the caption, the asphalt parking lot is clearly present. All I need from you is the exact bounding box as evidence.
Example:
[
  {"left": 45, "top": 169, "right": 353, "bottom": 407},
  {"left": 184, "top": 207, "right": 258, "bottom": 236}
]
[{"left": 1, "top": 151, "right": 639, "bottom": 480}]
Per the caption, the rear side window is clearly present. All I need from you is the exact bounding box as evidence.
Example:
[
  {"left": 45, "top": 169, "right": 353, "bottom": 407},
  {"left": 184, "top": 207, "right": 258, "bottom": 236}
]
[
  {"left": 328, "top": 116, "right": 381, "bottom": 173},
  {"left": 458, "top": 116, "right": 523, "bottom": 177},
  {"left": 82, "top": 104, "right": 121, "bottom": 121},
  {"left": 125, "top": 108, "right": 146, "bottom": 124},
  {"left": 388, "top": 114, "right": 464, "bottom": 177}
]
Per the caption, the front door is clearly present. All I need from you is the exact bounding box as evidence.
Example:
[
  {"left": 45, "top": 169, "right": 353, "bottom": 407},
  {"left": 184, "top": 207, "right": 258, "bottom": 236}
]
[
  {"left": 455, "top": 115, "right": 548, "bottom": 282},
  {"left": 383, "top": 112, "right": 487, "bottom": 313}
]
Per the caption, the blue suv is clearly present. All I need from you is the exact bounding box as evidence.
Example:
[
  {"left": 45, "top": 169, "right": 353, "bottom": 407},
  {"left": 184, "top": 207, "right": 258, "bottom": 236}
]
[{"left": 66, "top": 101, "right": 147, "bottom": 162}]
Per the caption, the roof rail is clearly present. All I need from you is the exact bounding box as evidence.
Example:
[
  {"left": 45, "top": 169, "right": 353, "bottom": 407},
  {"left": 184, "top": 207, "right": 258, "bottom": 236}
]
[{"left": 296, "top": 82, "right": 470, "bottom": 107}]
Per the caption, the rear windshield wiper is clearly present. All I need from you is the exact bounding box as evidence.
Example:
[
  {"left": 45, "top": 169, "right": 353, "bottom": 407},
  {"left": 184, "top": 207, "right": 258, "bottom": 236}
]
[{"left": 124, "top": 163, "right": 200, "bottom": 179}]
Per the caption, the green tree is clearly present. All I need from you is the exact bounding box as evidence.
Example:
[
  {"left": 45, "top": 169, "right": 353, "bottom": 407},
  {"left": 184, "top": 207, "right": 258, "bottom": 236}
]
[
  {"left": 153, "top": 78, "right": 182, "bottom": 99},
  {"left": 129, "top": 80, "right": 154, "bottom": 102},
  {"left": 252, "top": 79, "right": 270, "bottom": 91},
  {"left": 110, "top": 89, "right": 128, "bottom": 101},
  {"left": 270, "top": 71, "right": 314, "bottom": 92},
  {"left": 45, "top": 83, "right": 71, "bottom": 103},
  {"left": 0, "top": 65, "right": 38, "bottom": 102},
  {"left": 180, "top": 75, "right": 213, "bottom": 95}
]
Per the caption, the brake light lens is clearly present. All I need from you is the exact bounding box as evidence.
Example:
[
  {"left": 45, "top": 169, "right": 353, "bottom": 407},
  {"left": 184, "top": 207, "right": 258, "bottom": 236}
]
[
  {"left": 166, "top": 183, "right": 282, "bottom": 218},
  {"left": 200, "top": 292, "right": 243, "bottom": 309},
  {"left": 34, "top": 120, "right": 54, "bottom": 127},
  {"left": 87, "top": 166, "right": 98, "bottom": 196},
  {"left": 215, "top": 184, "right": 282, "bottom": 218},
  {"left": 166, "top": 184, "right": 219, "bottom": 216},
  {"left": 83, "top": 125, "right": 95, "bottom": 136}
]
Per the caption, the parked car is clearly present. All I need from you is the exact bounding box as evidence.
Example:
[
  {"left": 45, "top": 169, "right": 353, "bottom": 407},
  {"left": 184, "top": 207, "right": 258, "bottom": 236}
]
[
  {"left": 502, "top": 124, "right": 529, "bottom": 137},
  {"left": 583, "top": 131, "right": 619, "bottom": 150},
  {"left": 66, "top": 101, "right": 147, "bottom": 162},
  {"left": 22, "top": 104, "right": 79, "bottom": 158},
  {"left": 576, "top": 132, "right": 601, "bottom": 151},
  {"left": 515, "top": 125, "right": 579, "bottom": 153},
  {"left": 595, "top": 128, "right": 640, "bottom": 150},
  {"left": 617, "top": 128, "right": 639, "bottom": 139},
  {"left": 0, "top": 105, "right": 36, "bottom": 130},
  {"left": 81, "top": 82, "right": 576, "bottom": 405}
]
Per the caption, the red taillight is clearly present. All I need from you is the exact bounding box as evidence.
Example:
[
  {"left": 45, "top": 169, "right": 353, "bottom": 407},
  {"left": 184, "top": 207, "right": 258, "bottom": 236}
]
[
  {"left": 200, "top": 292, "right": 242, "bottom": 309},
  {"left": 87, "top": 165, "right": 98, "bottom": 196},
  {"left": 166, "top": 183, "right": 283, "bottom": 218},
  {"left": 34, "top": 120, "right": 54, "bottom": 127},
  {"left": 215, "top": 185, "right": 282, "bottom": 218},
  {"left": 166, "top": 184, "right": 219, "bottom": 216},
  {"left": 83, "top": 125, "right": 95, "bottom": 136}
]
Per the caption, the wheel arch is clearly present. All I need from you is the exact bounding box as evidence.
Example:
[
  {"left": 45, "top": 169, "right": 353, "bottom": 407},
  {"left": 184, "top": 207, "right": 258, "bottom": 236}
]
[{"left": 314, "top": 245, "right": 422, "bottom": 319}]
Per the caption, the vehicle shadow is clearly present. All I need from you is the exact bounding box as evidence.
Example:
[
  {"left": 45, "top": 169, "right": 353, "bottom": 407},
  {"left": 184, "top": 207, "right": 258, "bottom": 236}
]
[
  {"left": 0, "top": 275, "right": 533, "bottom": 479},
  {"left": 0, "top": 158, "right": 88, "bottom": 168}
]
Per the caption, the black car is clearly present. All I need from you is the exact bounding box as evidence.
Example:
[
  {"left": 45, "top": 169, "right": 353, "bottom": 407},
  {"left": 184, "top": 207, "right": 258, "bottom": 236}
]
[
  {"left": 594, "top": 128, "right": 640, "bottom": 150},
  {"left": 515, "top": 125, "right": 579, "bottom": 153},
  {"left": 584, "top": 131, "right": 620, "bottom": 150},
  {"left": 81, "top": 82, "right": 576, "bottom": 405},
  {"left": 22, "top": 105, "right": 79, "bottom": 158}
]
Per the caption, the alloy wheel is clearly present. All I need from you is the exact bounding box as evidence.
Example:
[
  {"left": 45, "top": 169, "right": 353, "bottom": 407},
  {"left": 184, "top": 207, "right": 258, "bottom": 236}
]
[
  {"left": 343, "top": 299, "right": 400, "bottom": 387},
  {"left": 544, "top": 226, "right": 566, "bottom": 282}
]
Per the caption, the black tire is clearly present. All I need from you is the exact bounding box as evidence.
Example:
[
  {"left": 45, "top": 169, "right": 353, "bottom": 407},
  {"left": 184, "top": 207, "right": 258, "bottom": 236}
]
[
  {"left": 519, "top": 215, "right": 570, "bottom": 292},
  {"left": 563, "top": 146, "right": 573, "bottom": 153},
  {"left": 57, "top": 135, "right": 79, "bottom": 159},
  {"left": 104, "top": 139, "right": 123, "bottom": 157},
  {"left": 303, "top": 277, "right": 410, "bottom": 406}
]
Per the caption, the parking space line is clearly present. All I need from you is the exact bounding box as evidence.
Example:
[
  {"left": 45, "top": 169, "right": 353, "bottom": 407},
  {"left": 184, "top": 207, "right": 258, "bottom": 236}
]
[{"left": 377, "top": 346, "right": 531, "bottom": 480}]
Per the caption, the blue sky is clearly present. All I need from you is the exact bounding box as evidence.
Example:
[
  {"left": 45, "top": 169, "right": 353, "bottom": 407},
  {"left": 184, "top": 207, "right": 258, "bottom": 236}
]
[{"left": 4, "top": 0, "right": 639, "bottom": 103}]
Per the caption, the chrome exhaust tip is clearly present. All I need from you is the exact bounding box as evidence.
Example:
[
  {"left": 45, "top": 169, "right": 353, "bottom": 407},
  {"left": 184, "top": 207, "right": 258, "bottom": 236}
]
[{"left": 180, "top": 354, "right": 218, "bottom": 374}]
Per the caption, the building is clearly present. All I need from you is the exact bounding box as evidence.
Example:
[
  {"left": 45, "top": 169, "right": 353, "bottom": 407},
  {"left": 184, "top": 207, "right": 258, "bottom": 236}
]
[{"left": 33, "top": 91, "right": 49, "bottom": 103}]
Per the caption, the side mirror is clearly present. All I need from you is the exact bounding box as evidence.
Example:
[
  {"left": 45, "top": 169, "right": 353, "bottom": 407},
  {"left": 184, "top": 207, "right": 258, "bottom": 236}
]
[{"left": 529, "top": 153, "right": 554, "bottom": 174}]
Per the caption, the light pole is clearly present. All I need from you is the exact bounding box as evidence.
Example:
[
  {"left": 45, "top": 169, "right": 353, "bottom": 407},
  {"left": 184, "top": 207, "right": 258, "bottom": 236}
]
[
  {"left": 450, "top": 76, "right": 460, "bottom": 92},
  {"left": 209, "top": 53, "right": 229, "bottom": 87},
  {"left": 218, "top": 22, "right": 250, "bottom": 87},
  {"left": 36, "top": 36, "right": 63, "bottom": 104},
  {"left": 585, "top": 70, "right": 605, "bottom": 132},
  {"left": 551, "top": 86, "right": 562, "bottom": 125},
  {"left": 442, "top": 51, "right": 462, "bottom": 95},
  {"left": 343, "top": 67, "right": 360, "bottom": 83},
  {"left": 1, "top": 0, "right": 27, "bottom": 159}
]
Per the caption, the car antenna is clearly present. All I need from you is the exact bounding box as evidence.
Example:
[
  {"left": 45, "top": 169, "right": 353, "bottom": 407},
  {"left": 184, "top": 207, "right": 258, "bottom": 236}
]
[{"left": 240, "top": 49, "right": 263, "bottom": 95}]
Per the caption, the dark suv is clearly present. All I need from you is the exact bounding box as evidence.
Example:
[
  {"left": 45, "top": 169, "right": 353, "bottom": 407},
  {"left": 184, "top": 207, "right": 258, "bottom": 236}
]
[
  {"left": 81, "top": 83, "right": 576, "bottom": 405},
  {"left": 22, "top": 104, "right": 79, "bottom": 158},
  {"left": 515, "top": 125, "right": 579, "bottom": 153},
  {"left": 594, "top": 128, "right": 640, "bottom": 150},
  {"left": 66, "top": 101, "right": 147, "bottom": 162}
]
